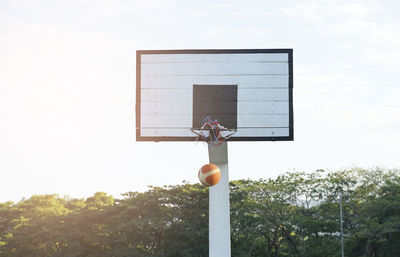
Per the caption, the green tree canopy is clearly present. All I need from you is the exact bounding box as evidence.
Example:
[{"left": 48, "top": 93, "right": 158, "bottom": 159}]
[{"left": 0, "top": 168, "right": 399, "bottom": 257}]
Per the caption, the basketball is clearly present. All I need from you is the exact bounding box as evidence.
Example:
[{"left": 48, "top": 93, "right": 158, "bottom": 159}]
[{"left": 198, "top": 163, "right": 221, "bottom": 186}]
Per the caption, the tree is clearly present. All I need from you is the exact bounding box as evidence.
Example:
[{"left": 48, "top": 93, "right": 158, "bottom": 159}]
[{"left": 0, "top": 168, "right": 399, "bottom": 257}]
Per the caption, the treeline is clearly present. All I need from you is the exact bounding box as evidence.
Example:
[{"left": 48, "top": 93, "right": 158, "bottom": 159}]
[{"left": 0, "top": 168, "right": 399, "bottom": 257}]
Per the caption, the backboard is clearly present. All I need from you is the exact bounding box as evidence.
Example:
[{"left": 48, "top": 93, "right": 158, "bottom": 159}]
[{"left": 136, "top": 49, "right": 293, "bottom": 141}]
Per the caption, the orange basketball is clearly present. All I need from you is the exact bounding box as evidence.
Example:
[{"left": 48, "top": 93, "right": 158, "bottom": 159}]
[{"left": 198, "top": 163, "right": 221, "bottom": 186}]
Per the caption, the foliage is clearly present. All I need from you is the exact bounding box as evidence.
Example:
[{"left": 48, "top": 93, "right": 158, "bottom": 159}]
[{"left": 0, "top": 168, "right": 399, "bottom": 257}]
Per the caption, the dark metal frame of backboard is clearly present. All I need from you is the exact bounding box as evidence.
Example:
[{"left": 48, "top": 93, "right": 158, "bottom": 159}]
[{"left": 136, "top": 49, "right": 293, "bottom": 142}]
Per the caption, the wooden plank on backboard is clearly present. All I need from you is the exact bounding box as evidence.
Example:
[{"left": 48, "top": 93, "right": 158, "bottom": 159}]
[
  {"left": 141, "top": 101, "right": 289, "bottom": 115},
  {"left": 140, "top": 114, "right": 289, "bottom": 128},
  {"left": 141, "top": 75, "right": 289, "bottom": 89},
  {"left": 141, "top": 62, "right": 288, "bottom": 76},
  {"left": 140, "top": 127, "right": 290, "bottom": 137},
  {"left": 141, "top": 88, "right": 289, "bottom": 102},
  {"left": 141, "top": 53, "right": 289, "bottom": 63}
]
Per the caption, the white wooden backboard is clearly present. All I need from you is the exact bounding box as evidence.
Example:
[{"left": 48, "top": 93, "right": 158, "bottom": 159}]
[{"left": 136, "top": 49, "right": 293, "bottom": 141}]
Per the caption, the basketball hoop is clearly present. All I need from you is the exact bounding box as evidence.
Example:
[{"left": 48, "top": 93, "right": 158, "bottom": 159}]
[{"left": 191, "top": 116, "right": 236, "bottom": 146}]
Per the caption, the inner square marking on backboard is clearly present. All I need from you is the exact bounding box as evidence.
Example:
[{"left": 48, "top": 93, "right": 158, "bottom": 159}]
[{"left": 192, "top": 85, "right": 238, "bottom": 130}]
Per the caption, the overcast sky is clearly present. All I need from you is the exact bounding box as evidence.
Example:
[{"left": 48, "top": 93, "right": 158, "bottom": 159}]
[{"left": 1, "top": 0, "right": 399, "bottom": 202}]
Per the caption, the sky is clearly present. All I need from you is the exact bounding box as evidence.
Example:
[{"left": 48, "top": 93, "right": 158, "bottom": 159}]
[{"left": 1, "top": 0, "right": 399, "bottom": 203}]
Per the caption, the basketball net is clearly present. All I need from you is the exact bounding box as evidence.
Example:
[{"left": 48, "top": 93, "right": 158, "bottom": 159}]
[{"left": 191, "top": 116, "right": 236, "bottom": 146}]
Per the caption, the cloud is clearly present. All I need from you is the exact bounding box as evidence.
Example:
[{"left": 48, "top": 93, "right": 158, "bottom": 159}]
[
  {"left": 339, "top": 2, "right": 377, "bottom": 16},
  {"left": 1, "top": 0, "right": 400, "bottom": 202}
]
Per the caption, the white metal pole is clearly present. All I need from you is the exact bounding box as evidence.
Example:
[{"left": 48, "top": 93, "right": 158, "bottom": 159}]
[{"left": 208, "top": 142, "right": 231, "bottom": 257}]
